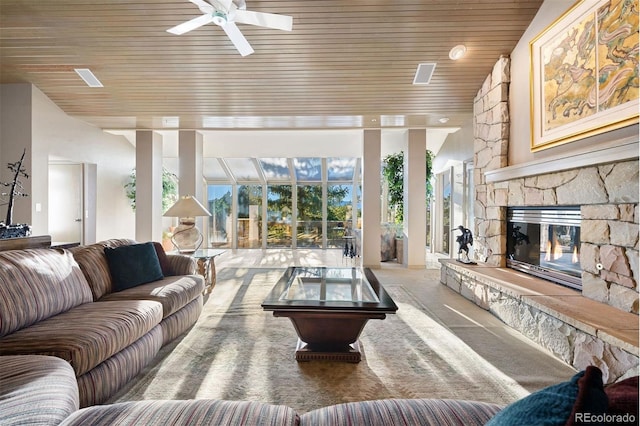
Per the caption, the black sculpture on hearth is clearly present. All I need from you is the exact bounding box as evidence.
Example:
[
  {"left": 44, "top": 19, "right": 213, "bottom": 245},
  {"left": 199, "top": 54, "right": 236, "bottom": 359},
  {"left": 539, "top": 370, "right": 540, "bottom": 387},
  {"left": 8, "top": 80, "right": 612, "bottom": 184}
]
[{"left": 455, "top": 225, "right": 475, "bottom": 264}]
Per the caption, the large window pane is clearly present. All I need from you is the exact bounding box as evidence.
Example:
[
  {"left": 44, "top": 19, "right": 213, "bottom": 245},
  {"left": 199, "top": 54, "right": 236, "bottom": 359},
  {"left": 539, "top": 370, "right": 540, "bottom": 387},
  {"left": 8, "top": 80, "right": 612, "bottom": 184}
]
[
  {"left": 294, "top": 158, "right": 322, "bottom": 181},
  {"left": 207, "top": 184, "right": 232, "bottom": 248},
  {"left": 327, "top": 157, "right": 355, "bottom": 181},
  {"left": 296, "top": 185, "right": 322, "bottom": 247},
  {"left": 326, "top": 184, "right": 352, "bottom": 248},
  {"left": 237, "top": 185, "right": 262, "bottom": 248},
  {"left": 267, "top": 185, "right": 292, "bottom": 247},
  {"left": 441, "top": 171, "right": 451, "bottom": 255}
]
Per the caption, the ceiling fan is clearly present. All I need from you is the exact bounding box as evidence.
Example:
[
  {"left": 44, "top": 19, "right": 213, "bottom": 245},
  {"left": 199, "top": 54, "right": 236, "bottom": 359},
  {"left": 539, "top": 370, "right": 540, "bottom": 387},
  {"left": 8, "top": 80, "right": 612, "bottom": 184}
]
[{"left": 167, "top": 0, "right": 293, "bottom": 57}]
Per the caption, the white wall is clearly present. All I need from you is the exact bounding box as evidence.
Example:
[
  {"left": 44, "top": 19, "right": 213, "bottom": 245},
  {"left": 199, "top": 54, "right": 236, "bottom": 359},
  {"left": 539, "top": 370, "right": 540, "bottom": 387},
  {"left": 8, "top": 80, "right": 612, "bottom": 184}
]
[
  {"left": 0, "top": 83, "right": 137, "bottom": 241},
  {"left": 0, "top": 84, "right": 33, "bottom": 226},
  {"left": 509, "top": 0, "right": 639, "bottom": 165}
]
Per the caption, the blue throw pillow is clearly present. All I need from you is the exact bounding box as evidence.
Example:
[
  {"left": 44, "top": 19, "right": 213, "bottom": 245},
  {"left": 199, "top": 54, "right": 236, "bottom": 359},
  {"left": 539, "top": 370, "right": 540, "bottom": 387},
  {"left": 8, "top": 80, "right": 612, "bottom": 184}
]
[
  {"left": 104, "top": 242, "right": 164, "bottom": 291},
  {"left": 486, "top": 368, "right": 605, "bottom": 426}
]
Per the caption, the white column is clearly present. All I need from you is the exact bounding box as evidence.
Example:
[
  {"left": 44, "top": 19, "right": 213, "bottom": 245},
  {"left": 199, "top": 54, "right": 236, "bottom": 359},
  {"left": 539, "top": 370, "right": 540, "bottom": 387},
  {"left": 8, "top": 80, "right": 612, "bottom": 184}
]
[
  {"left": 178, "top": 130, "right": 206, "bottom": 236},
  {"left": 135, "top": 130, "right": 163, "bottom": 242},
  {"left": 362, "top": 129, "right": 381, "bottom": 268},
  {"left": 403, "top": 129, "right": 427, "bottom": 268}
]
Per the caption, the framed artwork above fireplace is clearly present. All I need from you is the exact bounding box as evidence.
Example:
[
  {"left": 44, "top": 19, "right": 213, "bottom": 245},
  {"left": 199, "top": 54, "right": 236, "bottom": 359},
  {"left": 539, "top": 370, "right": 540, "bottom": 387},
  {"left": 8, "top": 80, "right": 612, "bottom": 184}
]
[{"left": 529, "top": 0, "right": 639, "bottom": 151}]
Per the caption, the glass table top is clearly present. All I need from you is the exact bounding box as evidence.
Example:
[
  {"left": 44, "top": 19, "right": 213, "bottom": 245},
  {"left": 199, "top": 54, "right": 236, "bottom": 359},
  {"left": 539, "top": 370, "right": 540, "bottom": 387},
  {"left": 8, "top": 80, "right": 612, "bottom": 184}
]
[{"left": 279, "top": 267, "right": 379, "bottom": 303}]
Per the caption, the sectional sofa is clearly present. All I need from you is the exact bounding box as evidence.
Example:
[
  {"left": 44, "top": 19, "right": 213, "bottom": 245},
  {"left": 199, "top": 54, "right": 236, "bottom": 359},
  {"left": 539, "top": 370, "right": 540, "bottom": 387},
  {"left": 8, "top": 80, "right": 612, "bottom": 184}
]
[
  {"left": 0, "top": 238, "right": 204, "bottom": 407},
  {"left": 1, "top": 238, "right": 637, "bottom": 425},
  {"left": 2, "top": 354, "right": 638, "bottom": 426}
]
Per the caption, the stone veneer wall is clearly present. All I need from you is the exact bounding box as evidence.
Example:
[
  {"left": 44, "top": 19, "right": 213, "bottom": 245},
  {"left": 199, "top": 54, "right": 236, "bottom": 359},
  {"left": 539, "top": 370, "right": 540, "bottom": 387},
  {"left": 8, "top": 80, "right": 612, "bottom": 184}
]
[
  {"left": 472, "top": 56, "right": 639, "bottom": 314},
  {"left": 473, "top": 55, "right": 510, "bottom": 267}
]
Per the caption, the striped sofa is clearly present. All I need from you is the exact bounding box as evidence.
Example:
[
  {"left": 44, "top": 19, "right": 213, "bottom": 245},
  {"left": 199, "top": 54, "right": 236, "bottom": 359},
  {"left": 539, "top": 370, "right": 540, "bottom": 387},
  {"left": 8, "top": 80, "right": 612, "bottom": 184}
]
[
  {"left": 0, "top": 239, "right": 205, "bottom": 408},
  {"left": 1, "top": 355, "right": 503, "bottom": 426}
]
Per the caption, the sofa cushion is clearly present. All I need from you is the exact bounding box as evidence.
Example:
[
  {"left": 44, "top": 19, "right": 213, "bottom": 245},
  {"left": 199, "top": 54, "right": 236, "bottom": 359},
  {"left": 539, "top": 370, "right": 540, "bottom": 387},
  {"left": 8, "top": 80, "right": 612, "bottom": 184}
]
[
  {"left": 0, "top": 300, "right": 163, "bottom": 377},
  {"left": 98, "top": 274, "right": 205, "bottom": 318},
  {"left": 70, "top": 239, "right": 138, "bottom": 300},
  {"left": 0, "top": 355, "right": 80, "bottom": 426},
  {"left": 104, "top": 242, "right": 164, "bottom": 291},
  {"left": 60, "top": 400, "right": 300, "bottom": 426},
  {"left": 152, "top": 242, "right": 172, "bottom": 276},
  {"left": 70, "top": 243, "right": 114, "bottom": 300},
  {"left": 485, "top": 367, "right": 607, "bottom": 426},
  {"left": 0, "top": 248, "right": 93, "bottom": 337},
  {"left": 300, "top": 398, "right": 503, "bottom": 426},
  {"left": 77, "top": 326, "right": 163, "bottom": 408}
]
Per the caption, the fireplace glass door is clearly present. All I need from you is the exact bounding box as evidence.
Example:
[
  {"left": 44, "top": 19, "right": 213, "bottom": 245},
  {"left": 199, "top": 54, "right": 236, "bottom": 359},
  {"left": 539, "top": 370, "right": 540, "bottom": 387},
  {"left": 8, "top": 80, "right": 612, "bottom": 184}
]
[{"left": 507, "top": 207, "right": 581, "bottom": 289}]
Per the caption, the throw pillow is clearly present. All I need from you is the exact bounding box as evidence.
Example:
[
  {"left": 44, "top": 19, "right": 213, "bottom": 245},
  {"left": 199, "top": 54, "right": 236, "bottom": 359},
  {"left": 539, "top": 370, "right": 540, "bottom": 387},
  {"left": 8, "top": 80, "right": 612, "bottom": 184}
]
[
  {"left": 152, "top": 241, "right": 172, "bottom": 276},
  {"left": 604, "top": 375, "right": 638, "bottom": 424},
  {"left": 485, "top": 367, "right": 608, "bottom": 426},
  {"left": 566, "top": 366, "right": 608, "bottom": 425},
  {"left": 104, "top": 242, "right": 164, "bottom": 291}
]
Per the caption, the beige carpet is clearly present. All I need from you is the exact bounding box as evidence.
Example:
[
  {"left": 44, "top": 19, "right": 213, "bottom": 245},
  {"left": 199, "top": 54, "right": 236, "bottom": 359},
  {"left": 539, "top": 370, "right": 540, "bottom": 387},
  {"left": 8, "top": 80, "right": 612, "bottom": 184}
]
[{"left": 110, "top": 267, "right": 576, "bottom": 414}]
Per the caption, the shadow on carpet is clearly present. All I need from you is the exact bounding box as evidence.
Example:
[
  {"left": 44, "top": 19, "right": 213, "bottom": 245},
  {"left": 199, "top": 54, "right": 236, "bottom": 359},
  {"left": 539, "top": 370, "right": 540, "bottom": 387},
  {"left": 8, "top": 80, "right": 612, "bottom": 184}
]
[{"left": 110, "top": 267, "right": 534, "bottom": 413}]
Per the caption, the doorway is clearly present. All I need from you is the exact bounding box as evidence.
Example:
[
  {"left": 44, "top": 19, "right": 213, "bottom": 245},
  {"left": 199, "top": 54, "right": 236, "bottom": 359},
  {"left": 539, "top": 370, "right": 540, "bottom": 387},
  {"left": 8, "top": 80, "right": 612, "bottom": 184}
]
[{"left": 48, "top": 163, "right": 83, "bottom": 245}]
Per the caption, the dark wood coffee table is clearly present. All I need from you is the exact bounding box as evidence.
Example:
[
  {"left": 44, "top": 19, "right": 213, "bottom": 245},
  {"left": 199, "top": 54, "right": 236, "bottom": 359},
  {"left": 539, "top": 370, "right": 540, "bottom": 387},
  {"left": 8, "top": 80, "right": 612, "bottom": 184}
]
[{"left": 261, "top": 267, "right": 398, "bottom": 362}]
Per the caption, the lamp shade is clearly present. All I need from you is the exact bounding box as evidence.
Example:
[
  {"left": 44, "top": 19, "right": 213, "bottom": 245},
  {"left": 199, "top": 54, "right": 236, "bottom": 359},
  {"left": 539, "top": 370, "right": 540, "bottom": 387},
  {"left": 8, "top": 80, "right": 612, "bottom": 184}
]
[{"left": 164, "top": 196, "right": 211, "bottom": 218}]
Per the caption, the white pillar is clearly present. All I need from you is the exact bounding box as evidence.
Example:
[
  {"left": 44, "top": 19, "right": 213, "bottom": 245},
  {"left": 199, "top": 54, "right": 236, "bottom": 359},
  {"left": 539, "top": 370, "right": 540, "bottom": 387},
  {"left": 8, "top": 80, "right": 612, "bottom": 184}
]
[
  {"left": 362, "top": 129, "right": 381, "bottom": 268},
  {"left": 403, "top": 129, "right": 427, "bottom": 268},
  {"left": 135, "top": 130, "right": 163, "bottom": 242},
  {"left": 178, "top": 130, "right": 206, "bottom": 236}
]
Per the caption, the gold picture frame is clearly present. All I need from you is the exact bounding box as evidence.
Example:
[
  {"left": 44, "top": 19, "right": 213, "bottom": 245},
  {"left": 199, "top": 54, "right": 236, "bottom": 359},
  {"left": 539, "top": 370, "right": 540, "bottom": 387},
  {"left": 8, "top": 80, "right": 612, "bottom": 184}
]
[{"left": 529, "top": 0, "right": 639, "bottom": 151}]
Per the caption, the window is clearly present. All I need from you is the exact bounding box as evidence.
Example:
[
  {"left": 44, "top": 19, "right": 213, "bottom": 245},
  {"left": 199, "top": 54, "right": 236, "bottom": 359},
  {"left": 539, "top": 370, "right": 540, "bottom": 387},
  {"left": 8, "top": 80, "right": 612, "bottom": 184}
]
[
  {"left": 297, "top": 184, "right": 323, "bottom": 247},
  {"left": 208, "top": 184, "right": 232, "bottom": 248},
  {"left": 326, "top": 184, "right": 352, "bottom": 248},
  {"left": 267, "top": 185, "right": 292, "bottom": 247},
  {"left": 237, "top": 185, "right": 262, "bottom": 248}
]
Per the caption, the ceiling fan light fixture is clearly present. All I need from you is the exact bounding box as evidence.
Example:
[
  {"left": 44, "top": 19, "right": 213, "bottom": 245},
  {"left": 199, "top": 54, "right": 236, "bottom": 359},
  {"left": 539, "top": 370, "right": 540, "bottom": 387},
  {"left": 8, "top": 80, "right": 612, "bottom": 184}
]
[
  {"left": 449, "top": 45, "right": 467, "bottom": 60},
  {"left": 212, "top": 11, "right": 228, "bottom": 26}
]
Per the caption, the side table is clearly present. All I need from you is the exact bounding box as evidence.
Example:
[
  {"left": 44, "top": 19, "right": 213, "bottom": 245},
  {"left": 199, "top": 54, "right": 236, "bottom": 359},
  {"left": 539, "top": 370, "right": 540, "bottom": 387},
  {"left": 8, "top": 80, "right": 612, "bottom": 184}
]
[{"left": 186, "top": 249, "right": 226, "bottom": 294}]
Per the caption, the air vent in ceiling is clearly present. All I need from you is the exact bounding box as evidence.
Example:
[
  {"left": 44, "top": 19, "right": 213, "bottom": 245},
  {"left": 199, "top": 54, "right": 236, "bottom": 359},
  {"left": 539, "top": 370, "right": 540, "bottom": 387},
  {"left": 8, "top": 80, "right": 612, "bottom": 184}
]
[
  {"left": 413, "top": 63, "right": 437, "bottom": 85},
  {"left": 74, "top": 68, "right": 103, "bottom": 87}
]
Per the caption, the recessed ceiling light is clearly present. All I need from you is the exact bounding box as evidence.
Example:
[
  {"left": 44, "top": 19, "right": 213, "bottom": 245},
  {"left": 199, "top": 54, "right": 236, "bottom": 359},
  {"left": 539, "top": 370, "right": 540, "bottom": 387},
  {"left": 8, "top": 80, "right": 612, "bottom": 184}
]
[
  {"left": 438, "top": 117, "right": 450, "bottom": 123},
  {"left": 74, "top": 68, "right": 103, "bottom": 87},
  {"left": 449, "top": 45, "right": 467, "bottom": 60}
]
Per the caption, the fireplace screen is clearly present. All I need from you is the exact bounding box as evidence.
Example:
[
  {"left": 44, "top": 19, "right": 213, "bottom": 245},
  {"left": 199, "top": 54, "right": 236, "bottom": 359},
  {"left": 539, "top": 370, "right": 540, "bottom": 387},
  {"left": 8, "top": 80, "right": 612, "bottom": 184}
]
[{"left": 507, "top": 207, "right": 581, "bottom": 289}]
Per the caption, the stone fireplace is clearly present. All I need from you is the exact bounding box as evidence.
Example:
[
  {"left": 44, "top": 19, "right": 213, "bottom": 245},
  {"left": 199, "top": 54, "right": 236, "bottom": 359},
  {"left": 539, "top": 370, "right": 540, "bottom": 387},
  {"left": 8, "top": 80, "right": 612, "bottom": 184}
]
[
  {"left": 439, "top": 56, "right": 638, "bottom": 382},
  {"left": 472, "top": 56, "right": 638, "bottom": 314}
]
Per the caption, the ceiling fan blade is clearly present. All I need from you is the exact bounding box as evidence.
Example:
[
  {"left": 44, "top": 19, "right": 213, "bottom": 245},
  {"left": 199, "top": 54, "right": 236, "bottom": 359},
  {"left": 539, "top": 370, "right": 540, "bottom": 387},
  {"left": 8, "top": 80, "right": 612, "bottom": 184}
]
[
  {"left": 222, "top": 21, "right": 254, "bottom": 56},
  {"left": 234, "top": 10, "right": 292, "bottom": 31},
  {"left": 215, "top": 0, "right": 234, "bottom": 11},
  {"left": 167, "top": 14, "right": 215, "bottom": 35},
  {"left": 188, "top": 0, "right": 214, "bottom": 13}
]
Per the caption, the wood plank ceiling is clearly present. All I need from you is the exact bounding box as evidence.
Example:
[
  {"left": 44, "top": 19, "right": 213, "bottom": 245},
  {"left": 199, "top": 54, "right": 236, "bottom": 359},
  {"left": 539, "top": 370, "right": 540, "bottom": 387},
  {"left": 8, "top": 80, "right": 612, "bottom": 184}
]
[{"left": 0, "top": 0, "right": 544, "bottom": 131}]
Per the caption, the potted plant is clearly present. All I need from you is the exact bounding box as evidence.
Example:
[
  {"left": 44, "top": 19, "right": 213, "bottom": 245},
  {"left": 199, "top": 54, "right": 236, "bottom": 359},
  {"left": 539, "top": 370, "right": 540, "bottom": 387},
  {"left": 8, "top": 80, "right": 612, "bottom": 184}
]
[
  {"left": 382, "top": 150, "right": 434, "bottom": 262},
  {"left": 125, "top": 168, "right": 178, "bottom": 247},
  {"left": 0, "top": 148, "right": 31, "bottom": 239},
  {"left": 124, "top": 168, "right": 178, "bottom": 213}
]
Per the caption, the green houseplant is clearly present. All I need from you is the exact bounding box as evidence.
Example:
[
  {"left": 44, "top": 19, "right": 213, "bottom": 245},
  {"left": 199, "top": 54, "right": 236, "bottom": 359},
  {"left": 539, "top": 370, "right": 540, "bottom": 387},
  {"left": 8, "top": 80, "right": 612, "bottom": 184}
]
[
  {"left": 124, "top": 168, "right": 178, "bottom": 213},
  {"left": 382, "top": 150, "right": 434, "bottom": 263},
  {"left": 382, "top": 150, "right": 434, "bottom": 225}
]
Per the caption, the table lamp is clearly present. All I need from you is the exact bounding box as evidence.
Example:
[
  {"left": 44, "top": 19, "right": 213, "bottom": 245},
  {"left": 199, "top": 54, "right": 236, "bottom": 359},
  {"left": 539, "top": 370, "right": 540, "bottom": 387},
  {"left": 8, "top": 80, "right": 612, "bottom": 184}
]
[{"left": 163, "top": 195, "right": 211, "bottom": 253}]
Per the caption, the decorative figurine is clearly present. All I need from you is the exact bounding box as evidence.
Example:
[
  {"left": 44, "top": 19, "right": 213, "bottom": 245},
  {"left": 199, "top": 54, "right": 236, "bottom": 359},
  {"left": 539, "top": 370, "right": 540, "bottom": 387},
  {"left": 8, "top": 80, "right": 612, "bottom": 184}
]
[{"left": 455, "top": 225, "right": 475, "bottom": 264}]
